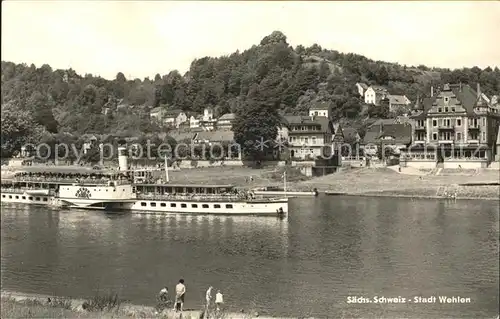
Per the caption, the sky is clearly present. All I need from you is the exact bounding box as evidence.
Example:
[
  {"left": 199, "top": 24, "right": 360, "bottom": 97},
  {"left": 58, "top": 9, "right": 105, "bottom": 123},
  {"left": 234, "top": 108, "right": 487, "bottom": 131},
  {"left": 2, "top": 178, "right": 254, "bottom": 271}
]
[{"left": 2, "top": 1, "right": 500, "bottom": 80}]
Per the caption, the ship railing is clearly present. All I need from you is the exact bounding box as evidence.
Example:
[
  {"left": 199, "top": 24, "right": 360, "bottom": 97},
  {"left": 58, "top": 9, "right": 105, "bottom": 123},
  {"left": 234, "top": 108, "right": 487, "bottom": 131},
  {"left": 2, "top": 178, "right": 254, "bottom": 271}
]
[
  {"left": 12, "top": 177, "right": 131, "bottom": 185},
  {"left": 136, "top": 193, "right": 266, "bottom": 202},
  {"left": 0, "top": 188, "right": 57, "bottom": 195}
]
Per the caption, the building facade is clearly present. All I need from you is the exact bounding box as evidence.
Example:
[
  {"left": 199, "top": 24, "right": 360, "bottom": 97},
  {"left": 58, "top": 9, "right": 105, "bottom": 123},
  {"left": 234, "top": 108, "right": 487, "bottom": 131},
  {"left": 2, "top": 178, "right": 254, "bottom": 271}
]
[
  {"left": 217, "top": 113, "right": 236, "bottom": 130},
  {"left": 286, "top": 106, "right": 334, "bottom": 160},
  {"left": 365, "top": 86, "right": 388, "bottom": 105},
  {"left": 401, "top": 83, "right": 500, "bottom": 169},
  {"left": 356, "top": 82, "right": 368, "bottom": 98}
]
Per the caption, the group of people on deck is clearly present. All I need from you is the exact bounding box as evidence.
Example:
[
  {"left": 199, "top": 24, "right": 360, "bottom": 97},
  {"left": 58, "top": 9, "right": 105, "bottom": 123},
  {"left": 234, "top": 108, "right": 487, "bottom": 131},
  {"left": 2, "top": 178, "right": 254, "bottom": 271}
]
[{"left": 158, "top": 279, "right": 224, "bottom": 317}]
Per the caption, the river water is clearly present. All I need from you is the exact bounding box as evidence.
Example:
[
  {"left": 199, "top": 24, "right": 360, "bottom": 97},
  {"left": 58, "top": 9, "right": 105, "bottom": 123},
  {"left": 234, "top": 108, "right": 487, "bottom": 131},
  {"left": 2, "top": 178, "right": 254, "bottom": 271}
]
[{"left": 1, "top": 197, "right": 499, "bottom": 318}]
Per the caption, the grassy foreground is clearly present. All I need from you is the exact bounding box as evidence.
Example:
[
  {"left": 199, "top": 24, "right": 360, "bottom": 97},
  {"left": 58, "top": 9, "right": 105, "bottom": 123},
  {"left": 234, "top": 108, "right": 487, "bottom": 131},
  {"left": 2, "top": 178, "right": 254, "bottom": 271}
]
[{"left": 0, "top": 292, "right": 264, "bottom": 319}]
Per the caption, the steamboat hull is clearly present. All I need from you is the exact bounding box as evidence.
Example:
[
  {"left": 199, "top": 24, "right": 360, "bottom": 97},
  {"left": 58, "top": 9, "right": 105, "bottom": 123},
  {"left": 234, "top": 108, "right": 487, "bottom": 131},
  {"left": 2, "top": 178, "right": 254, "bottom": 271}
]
[
  {"left": 1, "top": 191, "right": 288, "bottom": 216},
  {"left": 106, "top": 198, "right": 288, "bottom": 216}
]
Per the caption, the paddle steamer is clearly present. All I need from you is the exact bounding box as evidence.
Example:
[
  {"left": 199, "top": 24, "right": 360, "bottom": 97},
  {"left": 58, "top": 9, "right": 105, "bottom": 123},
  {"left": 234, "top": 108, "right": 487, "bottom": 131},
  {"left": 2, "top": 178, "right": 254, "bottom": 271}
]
[{"left": 1, "top": 150, "right": 288, "bottom": 216}]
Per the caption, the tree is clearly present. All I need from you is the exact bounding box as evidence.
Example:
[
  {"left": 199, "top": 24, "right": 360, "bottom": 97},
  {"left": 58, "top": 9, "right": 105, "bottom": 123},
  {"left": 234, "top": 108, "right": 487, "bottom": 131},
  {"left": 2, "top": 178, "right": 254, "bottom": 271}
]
[
  {"left": 1, "top": 102, "right": 44, "bottom": 157},
  {"left": 232, "top": 78, "right": 281, "bottom": 161}
]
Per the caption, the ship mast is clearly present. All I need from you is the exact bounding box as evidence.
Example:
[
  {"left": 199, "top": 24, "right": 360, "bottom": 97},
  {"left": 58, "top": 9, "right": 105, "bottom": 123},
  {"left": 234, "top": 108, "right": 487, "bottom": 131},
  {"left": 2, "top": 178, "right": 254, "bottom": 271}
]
[
  {"left": 164, "top": 156, "right": 170, "bottom": 182},
  {"left": 283, "top": 170, "right": 287, "bottom": 196}
]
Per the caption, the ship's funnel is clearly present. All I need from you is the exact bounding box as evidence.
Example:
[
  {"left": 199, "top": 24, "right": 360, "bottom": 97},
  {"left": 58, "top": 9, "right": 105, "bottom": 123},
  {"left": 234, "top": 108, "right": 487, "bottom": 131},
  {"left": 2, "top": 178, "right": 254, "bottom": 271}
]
[{"left": 118, "top": 147, "right": 128, "bottom": 171}]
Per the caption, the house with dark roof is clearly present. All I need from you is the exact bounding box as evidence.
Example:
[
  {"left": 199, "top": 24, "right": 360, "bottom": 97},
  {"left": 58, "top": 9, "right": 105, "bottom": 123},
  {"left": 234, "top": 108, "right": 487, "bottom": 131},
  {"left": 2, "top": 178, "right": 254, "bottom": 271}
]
[
  {"left": 364, "top": 85, "right": 388, "bottom": 105},
  {"left": 356, "top": 83, "right": 369, "bottom": 98},
  {"left": 387, "top": 94, "right": 411, "bottom": 113},
  {"left": 361, "top": 122, "right": 412, "bottom": 157},
  {"left": 189, "top": 114, "right": 202, "bottom": 128},
  {"left": 308, "top": 102, "right": 332, "bottom": 118},
  {"left": 285, "top": 114, "right": 334, "bottom": 160},
  {"left": 164, "top": 109, "right": 188, "bottom": 128},
  {"left": 216, "top": 113, "right": 236, "bottom": 130},
  {"left": 401, "top": 83, "right": 500, "bottom": 169}
]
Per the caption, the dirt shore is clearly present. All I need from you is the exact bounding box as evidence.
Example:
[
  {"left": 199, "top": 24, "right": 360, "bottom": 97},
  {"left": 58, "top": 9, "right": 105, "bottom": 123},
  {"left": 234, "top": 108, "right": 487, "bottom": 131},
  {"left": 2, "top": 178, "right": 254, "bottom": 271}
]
[{"left": 296, "top": 167, "right": 499, "bottom": 200}]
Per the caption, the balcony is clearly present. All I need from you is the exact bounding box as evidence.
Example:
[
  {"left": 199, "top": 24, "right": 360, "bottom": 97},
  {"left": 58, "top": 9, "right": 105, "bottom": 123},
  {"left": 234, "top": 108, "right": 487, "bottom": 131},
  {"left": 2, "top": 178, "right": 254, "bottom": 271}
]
[
  {"left": 414, "top": 126, "right": 426, "bottom": 131},
  {"left": 438, "top": 125, "right": 455, "bottom": 131},
  {"left": 468, "top": 126, "right": 480, "bottom": 130}
]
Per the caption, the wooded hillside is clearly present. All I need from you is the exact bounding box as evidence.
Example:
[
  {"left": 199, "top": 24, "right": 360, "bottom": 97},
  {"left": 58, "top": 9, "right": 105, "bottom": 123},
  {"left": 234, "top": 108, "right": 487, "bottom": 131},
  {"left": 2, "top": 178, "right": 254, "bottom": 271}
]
[{"left": 2, "top": 31, "right": 499, "bottom": 157}]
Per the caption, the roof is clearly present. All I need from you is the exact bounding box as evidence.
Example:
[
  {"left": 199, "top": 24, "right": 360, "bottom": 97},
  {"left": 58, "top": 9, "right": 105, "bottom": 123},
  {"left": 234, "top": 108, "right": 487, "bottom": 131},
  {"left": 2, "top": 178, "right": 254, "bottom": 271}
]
[
  {"left": 309, "top": 102, "right": 332, "bottom": 111},
  {"left": 387, "top": 95, "right": 410, "bottom": 105},
  {"left": 356, "top": 82, "right": 368, "bottom": 90},
  {"left": 165, "top": 109, "right": 185, "bottom": 117},
  {"left": 369, "top": 119, "right": 398, "bottom": 127},
  {"left": 285, "top": 115, "right": 332, "bottom": 133},
  {"left": 369, "top": 85, "right": 388, "bottom": 93},
  {"left": 194, "top": 130, "right": 234, "bottom": 142},
  {"left": 150, "top": 107, "right": 164, "bottom": 114},
  {"left": 218, "top": 113, "right": 236, "bottom": 121},
  {"left": 417, "top": 84, "right": 489, "bottom": 117},
  {"left": 362, "top": 123, "right": 412, "bottom": 145},
  {"left": 168, "top": 131, "right": 194, "bottom": 142}
]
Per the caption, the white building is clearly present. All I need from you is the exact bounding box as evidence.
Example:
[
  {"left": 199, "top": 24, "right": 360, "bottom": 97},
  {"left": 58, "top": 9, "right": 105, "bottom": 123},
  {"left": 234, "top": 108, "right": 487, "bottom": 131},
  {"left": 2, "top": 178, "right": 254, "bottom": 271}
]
[{"left": 365, "top": 86, "right": 388, "bottom": 105}]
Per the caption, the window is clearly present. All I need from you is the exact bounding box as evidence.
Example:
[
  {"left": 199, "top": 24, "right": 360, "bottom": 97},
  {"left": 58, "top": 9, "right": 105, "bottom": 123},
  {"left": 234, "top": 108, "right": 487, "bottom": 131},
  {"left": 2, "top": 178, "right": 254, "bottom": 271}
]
[
  {"left": 214, "top": 204, "right": 221, "bottom": 209},
  {"left": 312, "top": 137, "right": 317, "bottom": 145},
  {"left": 170, "top": 203, "right": 176, "bottom": 207},
  {"left": 35, "top": 197, "right": 40, "bottom": 201},
  {"left": 181, "top": 203, "right": 187, "bottom": 208},
  {"left": 9, "top": 195, "right": 12, "bottom": 199},
  {"left": 43, "top": 198, "right": 48, "bottom": 202},
  {"left": 433, "top": 120, "right": 437, "bottom": 127},
  {"left": 1, "top": 195, "right": 5, "bottom": 198},
  {"left": 202, "top": 204, "right": 209, "bottom": 208},
  {"left": 482, "top": 132, "right": 486, "bottom": 141},
  {"left": 141, "top": 202, "right": 147, "bottom": 206},
  {"left": 482, "top": 118, "right": 486, "bottom": 126},
  {"left": 432, "top": 133, "right": 438, "bottom": 140},
  {"left": 457, "top": 119, "right": 461, "bottom": 126},
  {"left": 444, "top": 97, "right": 449, "bottom": 103},
  {"left": 456, "top": 132, "right": 462, "bottom": 141},
  {"left": 438, "top": 108, "right": 442, "bottom": 112},
  {"left": 28, "top": 197, "right": 33, "bottom": 200},
  {"left": 191, "top": 204, "right": 198, "bottom": 208},
  {"left": 445, "top": 107, "right": 449, "bottom": 112},
  {"left": 22, "top": 196, "right": 26, "bottom": 200},
  {"left": 160, "top": 203, "right": 166, "bottom": 207},
  {"left": 15, "top": 196, "right": 19, "bottom": 199},
  {"left": 451, "top": 107, "right": 456, "bottom": 112},
  {"left": 226, "top": 204, "right": 233, "bottom": 209},
  {"left": 150, "top": 202, "right": 156, "bottom": 207}
]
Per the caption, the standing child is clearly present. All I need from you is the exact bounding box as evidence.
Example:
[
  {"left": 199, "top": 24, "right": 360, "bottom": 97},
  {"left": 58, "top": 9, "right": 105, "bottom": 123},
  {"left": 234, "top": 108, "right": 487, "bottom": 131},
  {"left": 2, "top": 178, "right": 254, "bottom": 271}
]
[{"left": 215, "top": 290, "right": 224, "bottom": 312}]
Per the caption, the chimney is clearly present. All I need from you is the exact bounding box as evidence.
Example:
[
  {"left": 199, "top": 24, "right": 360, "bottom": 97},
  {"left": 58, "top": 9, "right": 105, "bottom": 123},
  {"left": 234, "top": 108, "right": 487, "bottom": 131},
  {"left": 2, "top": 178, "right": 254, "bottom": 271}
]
[
  {"left": 430, "top": 86, "right": 434, "bottom": 97},
  {"left": 477, "top": 83, "right": 481, "bottom": 99}
]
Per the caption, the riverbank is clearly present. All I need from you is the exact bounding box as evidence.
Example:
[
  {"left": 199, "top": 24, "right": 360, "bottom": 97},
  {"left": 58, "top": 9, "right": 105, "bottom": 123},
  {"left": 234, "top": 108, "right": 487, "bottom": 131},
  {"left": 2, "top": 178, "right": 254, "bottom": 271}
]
[
  {"left": 294, "top": 167, "right": 500, "bottom": 200},
  {"left": 2, "top": 165, "right": 498, "bottom": 200},
  {"left": 0, "top": 291, "right": 281, "bottom": 319}
]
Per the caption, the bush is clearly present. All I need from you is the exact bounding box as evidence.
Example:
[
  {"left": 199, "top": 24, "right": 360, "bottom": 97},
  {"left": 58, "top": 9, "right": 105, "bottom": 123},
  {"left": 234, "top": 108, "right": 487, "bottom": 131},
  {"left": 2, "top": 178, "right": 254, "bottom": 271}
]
[{"left": 83, "top": 293, "right": 124, "bottom": 312}]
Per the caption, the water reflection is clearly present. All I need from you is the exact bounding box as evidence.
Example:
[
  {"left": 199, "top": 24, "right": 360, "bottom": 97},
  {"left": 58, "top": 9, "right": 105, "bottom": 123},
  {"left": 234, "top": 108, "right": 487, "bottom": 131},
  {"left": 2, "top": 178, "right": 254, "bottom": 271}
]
[{"left": 1, "top": 198, "right": 498, "bottom": 318}]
